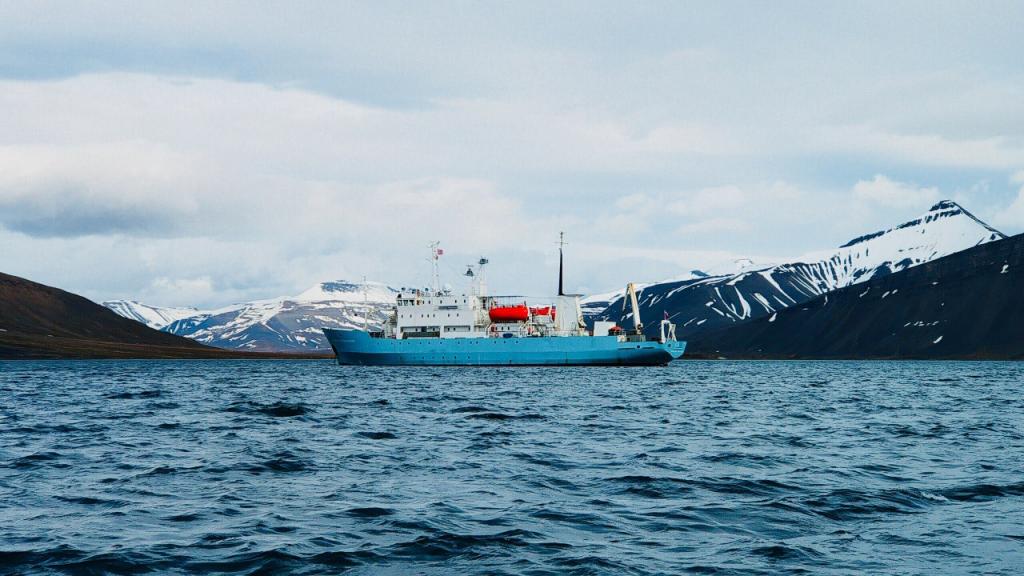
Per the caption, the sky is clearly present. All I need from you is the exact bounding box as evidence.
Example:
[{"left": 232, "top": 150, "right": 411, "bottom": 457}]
[{"left": 2, "top": 1, "right": 1024, "bottom": 308}]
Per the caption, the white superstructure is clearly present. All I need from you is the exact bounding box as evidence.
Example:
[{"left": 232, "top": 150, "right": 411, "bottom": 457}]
[
  {"left": 378, "top": 237, "right": 589, "bottom": 340},
  {"left": 384, "top": 288, "right": 586, "bottom": 340}
]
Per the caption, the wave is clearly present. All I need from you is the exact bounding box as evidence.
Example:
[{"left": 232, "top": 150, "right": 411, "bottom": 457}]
[
  {"left": 227, "top": 400, "right": 312, "bottom": 418},
  {"left": 9, "top": 451, "right": 69, "bottom": 469},
  {"left": 799, "top": 481, "right": 1024, "bottom": 521},
  {"left": 451, "top": 405, "right": 492, "bottom": 413},
  {"left": 940, "top": 481, "right": 1024, "bottom": 502},
  {"left": 356, "top": 431, "right": 397, "bottom": 440},
  {"left": 384, "top": 529, "right": 543, "bottom": 560},
  {"left": 466, "top": 412, "right": 544, "bottom": 421},
  {"left": 244, "top": 450, "right": 312, "bottom": 473},
  {"left": 345, "top": 506, "right": 395, "bottom": 518},
  {"left": 604, "top": 475, "right": 796, "bottom": 499},
  {"left": 748, "top": 543, "right": 824, "bottom": 562},
  {"left": 105, "top": 390, "right": 162, "bottom": 399}
]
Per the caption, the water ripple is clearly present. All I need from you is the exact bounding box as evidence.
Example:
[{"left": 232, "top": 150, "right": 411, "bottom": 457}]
[{"left": 1, "top": 359, "right": 1022, "bottom": 574}]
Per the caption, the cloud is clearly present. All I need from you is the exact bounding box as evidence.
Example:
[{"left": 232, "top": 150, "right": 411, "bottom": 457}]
[
  {"left": 674, "top": 217, "right": 749, "bottom": 236},
  {"left": 852, "top": 174, "right": 940, "bottom": 209},
  {"left": 668, "top": 185, "right": 746, "bottom": 217},
  {"left": 821, "top": 126, "right": 1024, "bottom": 171},
  {"left": 150, "top": 276, "right": 215, "bottom": 304},
  {"left": 991, "top": 172, "right": 1024, "bottom": 229},
  {"left": 0, "top": 143, "right": 201, "bottom": 237},
  {"left": 0, "top": 51, "right": 1021, "bottom": 304}
]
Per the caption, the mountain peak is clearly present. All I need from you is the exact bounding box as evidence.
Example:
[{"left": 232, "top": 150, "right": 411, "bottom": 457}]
[
  {"left": 928, "top": 199, "right": 962, "bottom": 212},
  {"left": 294, "top": 280, "right": 397, "bottom": 303},
  {"left": 840, "top": 199, "right": 1004, "bottom": 249}
]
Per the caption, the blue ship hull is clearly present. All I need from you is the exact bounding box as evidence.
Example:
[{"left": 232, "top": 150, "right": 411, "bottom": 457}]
[{"left": 323, "top": 329, "right": 686, "bottom": 366}]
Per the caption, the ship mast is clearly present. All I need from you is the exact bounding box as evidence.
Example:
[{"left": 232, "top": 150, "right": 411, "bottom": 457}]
[
  {"left": 477, "top": 257, "right": 488, "bottom": 296},
  {"left": 429, "top": 241, "right": 441, "bottom": 294},
  {"left": 558, "top": 231, "right": 566, "bottom": 296}
]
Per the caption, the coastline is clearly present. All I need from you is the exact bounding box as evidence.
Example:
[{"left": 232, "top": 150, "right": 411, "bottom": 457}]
[{"left": 0, "top": 332, "right": 333, "bottom": 360}]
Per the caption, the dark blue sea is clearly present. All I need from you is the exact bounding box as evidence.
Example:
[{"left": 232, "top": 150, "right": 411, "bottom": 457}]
[{"left": 1, "top": 360, "right": 1022, "bottom": 575}]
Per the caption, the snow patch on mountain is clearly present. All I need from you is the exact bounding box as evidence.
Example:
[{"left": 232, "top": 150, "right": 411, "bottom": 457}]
[
  {"left": 102, "top": 300, "right": 200, "bottom": 330},
  {"left": 580, "top": 285, "right": 648, "bottom": 319},
  {"left": 295, "top": 280, "right": 398, "bottom": 303}
]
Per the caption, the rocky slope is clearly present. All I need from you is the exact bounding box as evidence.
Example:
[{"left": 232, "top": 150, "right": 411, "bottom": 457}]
[{"left": 0, "top": 272, "right": 237, "bottom": 359}]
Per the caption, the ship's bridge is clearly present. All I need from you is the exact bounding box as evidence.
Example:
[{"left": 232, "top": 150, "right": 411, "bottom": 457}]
[{"left": 392, "top": 290, "right": 487, "bottom": 339}]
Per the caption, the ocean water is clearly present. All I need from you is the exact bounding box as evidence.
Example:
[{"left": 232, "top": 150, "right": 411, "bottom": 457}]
[{"left": 1, "top": 360, "right": 1022, "bottom": 575}]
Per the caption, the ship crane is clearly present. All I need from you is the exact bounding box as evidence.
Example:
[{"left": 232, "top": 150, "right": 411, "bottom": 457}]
[{"left": 623, "top": 282, "right": 643, "bottom": 335}]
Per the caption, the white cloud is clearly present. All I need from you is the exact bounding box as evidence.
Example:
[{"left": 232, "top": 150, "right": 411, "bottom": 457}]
[
  {"left": 991, "top": 172, "right": 1024, "bottom": 230},
  {"left": 853, "top": 174, "right": 940, "bottom": 209},
  {"left": 0, "top": 64, "right": 1020, "bottom": 305},
  {"left": 819, "top": 126, "right": 1024, "bottom": 170},
  {"left": 668, "top": 185, "right": 746, "bottom": 217},
  {"left": 675, "top": 218, "right": 749, "bottom": 236},
  {"left": 0, "top": 142, "right": 201, "bottom": 237},
  {"left": 614, "top": 193, "right": 652, "bottom": 211},
  {"left": 150, "top": 276, "right": 215, "bottom": 304}
]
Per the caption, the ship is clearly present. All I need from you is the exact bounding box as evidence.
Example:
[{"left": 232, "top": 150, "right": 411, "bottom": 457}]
[{"left": 323, "top": 235, "right": 686, "bottom": 366}]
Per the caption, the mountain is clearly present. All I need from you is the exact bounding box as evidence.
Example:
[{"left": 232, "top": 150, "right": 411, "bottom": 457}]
[
  {"left": 580, "top": 287, "right": 642, "bottom": 320},
  {"left": 151, "top": 280, "right": 398, "bottom": 352},
  {"left": 691, "top": 233, "right": 1024, "bottom": 359},
  {"left": 594, "top": 201, "right": 1006, "bottom": 338},
  {"left": 0, "top": 272, "right": 238, "bottom": 359},
  {"left": 101, "top": 300, "right": 199, "bottom": 329}
]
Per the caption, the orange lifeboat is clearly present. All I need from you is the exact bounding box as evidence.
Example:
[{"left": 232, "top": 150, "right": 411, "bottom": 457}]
[
  {"left": 489, "top": 305, "right": 529, "bottom": 322},
  {"left": 529, "top": 306, "right": 556, "bottom": 320}
]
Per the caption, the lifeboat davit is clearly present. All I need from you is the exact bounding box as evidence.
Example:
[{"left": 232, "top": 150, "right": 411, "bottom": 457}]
[{"left": 489, "top": 305, "right": 529, "bottom": 322}]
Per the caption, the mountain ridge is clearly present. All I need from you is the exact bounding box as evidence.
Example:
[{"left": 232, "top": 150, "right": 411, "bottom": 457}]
[
  {"left": 126, "top": 280, "right": 398, "bottom": 352},
  {"left": 691, "top": 232, "right": 1024, "bottom": 359},
  {"left": 593, "top": 200, "right": 1005, "bottom": 338}
]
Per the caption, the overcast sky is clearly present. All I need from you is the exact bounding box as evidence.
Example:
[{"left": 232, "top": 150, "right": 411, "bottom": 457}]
[{"left": 2, "top": 1, "right": 1023, "bottom": 307}]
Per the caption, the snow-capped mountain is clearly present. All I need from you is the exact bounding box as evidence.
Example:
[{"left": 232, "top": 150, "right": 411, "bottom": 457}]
[
  {"left": 692, "top": 231, "right": 1024, "bottom": 358},
  {"left": 594, "top": 200, "right": 1006, "bottom": 337},
  {"left": 106, "top": 280, "right": 398, "bottom": 352},
  {"left": 101, "top": 300, "right": 200, "bottom": 330}
]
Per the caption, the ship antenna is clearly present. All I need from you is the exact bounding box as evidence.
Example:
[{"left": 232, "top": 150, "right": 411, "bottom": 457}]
[
  {"left": 558, "top": 231, "right": 566, "bottom": 296},
  {"left": 478, "top": 257, "right": 488, "bottom": 296}
]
